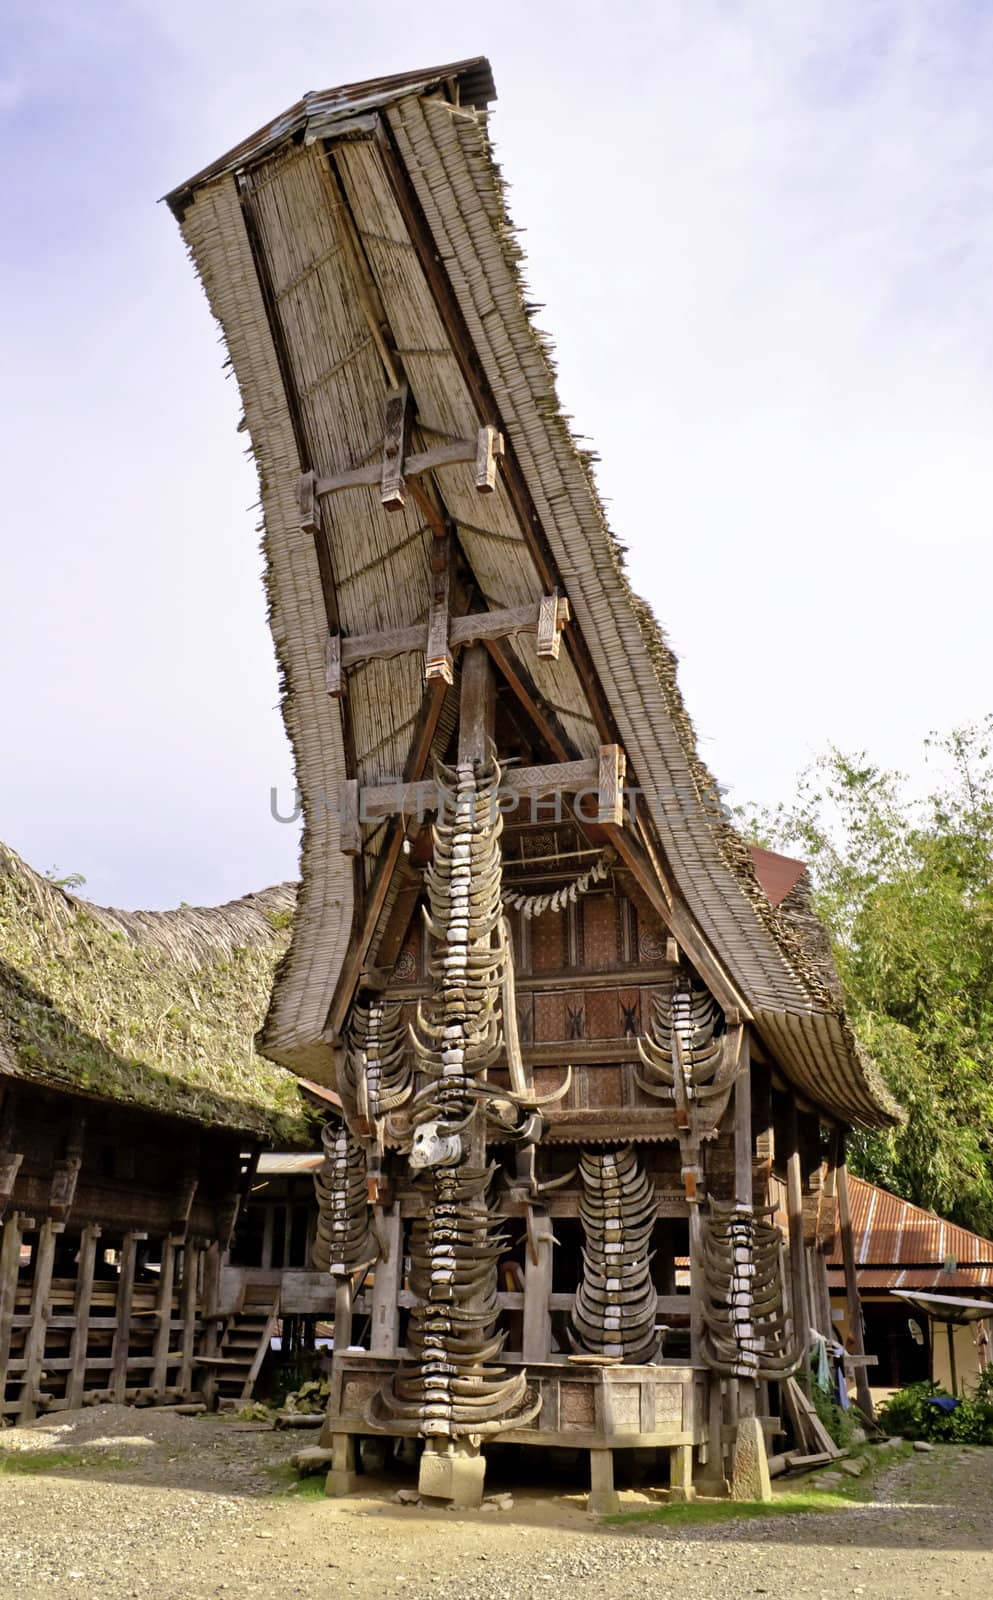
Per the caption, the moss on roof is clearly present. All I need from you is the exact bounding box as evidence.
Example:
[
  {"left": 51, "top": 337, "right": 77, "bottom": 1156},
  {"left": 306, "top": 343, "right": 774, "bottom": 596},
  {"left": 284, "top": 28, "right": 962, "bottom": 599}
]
[{"left": 0, "top": 843, "right": 311, "bottom": 1145}]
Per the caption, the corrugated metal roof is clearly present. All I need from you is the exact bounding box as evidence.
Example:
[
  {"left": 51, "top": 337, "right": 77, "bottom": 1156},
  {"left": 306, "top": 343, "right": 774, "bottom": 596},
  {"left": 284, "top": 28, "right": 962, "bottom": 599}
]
[{"left": 827, "top": 1176, "right": 993, "bottom": 1291}]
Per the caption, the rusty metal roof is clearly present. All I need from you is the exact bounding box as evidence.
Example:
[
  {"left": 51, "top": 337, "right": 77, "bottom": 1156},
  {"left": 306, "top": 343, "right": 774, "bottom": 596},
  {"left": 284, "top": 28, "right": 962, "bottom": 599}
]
[{"left": 827, "top": 1176, "right": 993, "bottom": 1291}]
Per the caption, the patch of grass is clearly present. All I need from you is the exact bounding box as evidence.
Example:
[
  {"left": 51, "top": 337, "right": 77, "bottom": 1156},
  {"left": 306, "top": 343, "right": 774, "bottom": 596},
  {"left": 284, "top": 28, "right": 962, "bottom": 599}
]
[
  {"left": 263, "top": 1462, "right": 327, "bottom": 1499},
  {"left": 0, "top": 1449, "right": 128, "bottom": 1476},
  {"left": 607, "top": 1488, "right": 856, "bottom": 1529}
]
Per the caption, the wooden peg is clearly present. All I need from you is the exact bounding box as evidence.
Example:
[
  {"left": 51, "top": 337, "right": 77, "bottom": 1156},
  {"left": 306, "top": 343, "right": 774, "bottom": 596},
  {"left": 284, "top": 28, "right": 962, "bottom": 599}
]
[
  {"left": 339, "top": 779, "right": 361, "bottom": 855},
  {"left": 536, "top": 592, "right": 561, "bottom": 660},
  {"left": 326, "top": 631, "right": 344, "bottom": 698},
  {"left": 474, "top": 425, "right": 502, "bottom": 493},
  {"left": 424, "top": 540, "right": 454, "bottom": 685},
  {"left": 299, "top": 470, "right": 318, "bottom": 536},
  {"left": 597, "top": 744, "right": 627, "bottom": 826},
  {"left": 381, "top": 385, "right": 409, "bottom": 512}
]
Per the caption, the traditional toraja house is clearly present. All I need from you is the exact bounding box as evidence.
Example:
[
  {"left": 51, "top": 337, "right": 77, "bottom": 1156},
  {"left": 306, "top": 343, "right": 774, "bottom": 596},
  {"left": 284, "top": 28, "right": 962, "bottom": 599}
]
[
  {"left": 825, "top": 1176, "right": 993, "bottom": 1396},
  {"left": 167, "top": 57, "right": 901, "bottom": 1508},
  {"left": 0, "top": 842, "right": 314, "bottom": 1422}
]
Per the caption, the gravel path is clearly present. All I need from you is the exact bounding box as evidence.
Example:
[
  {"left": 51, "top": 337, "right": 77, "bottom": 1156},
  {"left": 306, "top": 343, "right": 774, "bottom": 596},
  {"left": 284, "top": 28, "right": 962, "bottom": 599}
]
[{"left": 1, "top": 1407, "right": 991, "bottom": 1600}]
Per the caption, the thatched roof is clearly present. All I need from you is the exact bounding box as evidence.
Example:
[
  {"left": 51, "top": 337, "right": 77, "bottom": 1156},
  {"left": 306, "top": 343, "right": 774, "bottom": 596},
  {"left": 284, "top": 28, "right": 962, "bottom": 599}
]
[
  {"left": 0, "top": 843, "right": 311, "bottom": 1144},
  {"left": 167, "top": 58, "right": 899, "bottom": 1131}
]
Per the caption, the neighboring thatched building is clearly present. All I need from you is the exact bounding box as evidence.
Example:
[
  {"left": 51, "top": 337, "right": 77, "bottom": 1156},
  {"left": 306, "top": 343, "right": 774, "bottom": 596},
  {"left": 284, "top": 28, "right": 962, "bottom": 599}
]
[{"left": 0, "top": 842, "right": 314, "bottom": 1422}]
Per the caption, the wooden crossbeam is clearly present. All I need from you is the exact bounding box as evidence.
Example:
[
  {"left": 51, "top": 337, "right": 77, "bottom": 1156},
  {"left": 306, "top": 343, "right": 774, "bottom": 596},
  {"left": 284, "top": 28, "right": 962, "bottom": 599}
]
[
  {"left": 307, "top": 426, "right": 505, "bottom": 506},
  {"left": 325, "top": 595, "right": 569, "bottom": 698},
  {"left": 351, "top": 745, "right": 626, "bottom": 828}
]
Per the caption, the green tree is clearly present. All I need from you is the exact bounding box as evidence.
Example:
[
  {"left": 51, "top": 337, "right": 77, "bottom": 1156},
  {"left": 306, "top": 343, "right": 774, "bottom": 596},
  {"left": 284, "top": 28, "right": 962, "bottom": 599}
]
[{"left": 746, "top": 719, "right": 993, "bottom": 1236}]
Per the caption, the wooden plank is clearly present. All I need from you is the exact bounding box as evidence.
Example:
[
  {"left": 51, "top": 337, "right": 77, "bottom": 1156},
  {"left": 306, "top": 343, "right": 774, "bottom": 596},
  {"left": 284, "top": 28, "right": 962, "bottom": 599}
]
[
  {"left": 67, "top": 1223, "right": 101, "bottom": 1410},
  {"left": 535, "top": 592, "right": 566, "bottom": 661},
  {"left": 21, "top": 1219, "right": 62, "bottom": 1420},
  {"left": 380, "top": 384, "right": 409, "bottom": 511},
  {"left": 111, "top": 1232, "right": 141, "bottom": 1404},
  {"left": 334, "top": 598, "right": 567, "bottom": 679},
  {"left": 522, "top": 1208, "right": 554, "bottom": 1361},
  {"left": 369, "top": 1208, "right": 402, "bottom": 1356},
  {"left": 836, "top": 1148, "right": 873, "bottom": 1417},
  {"left": 151, "top": 1238, "right": 177, "bottom": 1395}
]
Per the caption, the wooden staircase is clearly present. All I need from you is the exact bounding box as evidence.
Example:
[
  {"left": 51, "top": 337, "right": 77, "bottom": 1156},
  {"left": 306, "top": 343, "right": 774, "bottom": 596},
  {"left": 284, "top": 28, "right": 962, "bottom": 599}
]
[{"left": 198, "top": 1282, "right": 279, "bottom": 1408}]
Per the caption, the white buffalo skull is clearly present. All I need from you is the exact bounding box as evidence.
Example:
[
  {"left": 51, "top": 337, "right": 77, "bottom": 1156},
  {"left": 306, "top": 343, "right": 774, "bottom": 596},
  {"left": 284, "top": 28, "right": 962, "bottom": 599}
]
[{"left": 409, "top": 1120, "right": 463, "bottom": 1171}]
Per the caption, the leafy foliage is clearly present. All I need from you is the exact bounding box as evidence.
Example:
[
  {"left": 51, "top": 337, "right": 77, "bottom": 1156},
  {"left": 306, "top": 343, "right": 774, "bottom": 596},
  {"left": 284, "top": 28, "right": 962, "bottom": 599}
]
[
  {"left": 809, "top": 1379, "right": 863, "bottom": 1449},
  {"left": 744, "top": 720, "right": 993, "bottom": 1235},
  {"left": 877, "top": 1379, "right": 993, "bottom": 1444}
]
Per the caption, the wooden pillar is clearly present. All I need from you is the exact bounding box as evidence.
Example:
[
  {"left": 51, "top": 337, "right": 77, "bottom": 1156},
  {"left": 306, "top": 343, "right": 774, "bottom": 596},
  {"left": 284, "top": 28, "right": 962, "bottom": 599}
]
[
  {"left": 111, "top": 1231, "right": 141, "bottom": 1404},
  {"left": 151, "top": 1237, "right": 177, "bottom": 1396},
  {"left": 670, "top": 1441, "right": 696, "bottom": 1503},
  {"left": 784, "top": 1096, "right": 811, "bottom": 1392},
  {"left": 588, "top": 1448, "right": 619, "bottom": 1515},
  {"left": 522, "top": 1207, "right": 554, "bottom": 1361},
  {"left": 688, "top": 1205, "right": 704, "bottom": 1364},
  {"left": 333, "top": 1276, "right": 353, "bottom": 1356},
  {"left": 0, "top": 1211, "right": 29, "bottom": 1391},
  {"left": 260, "top": 1205, "right": 274, "bottom": 1270},
  {"left": 733, "top": 1030, "right": 756, "bottom": 1422},
  {"left": 178, "top": 1242, "right": 200, "bottom": 1398},
  {"left": 369, "top": 1208, "right": 402, "bottom": 1356},
  {"left": 457, "top": 646, "right": 496, "bottom": 1171},
  {"left": 200, "top": 1240, "right": 222, "bottom": 1408},
  {"left": 21, "top": 1218, "right": 63, "bottom": 1420},
  {"left": 67, "top": 1223, "right": 101, "bottom": 1410},
  {"left": 836, "top": 1143, "right": 873, "bottom": 1418}
]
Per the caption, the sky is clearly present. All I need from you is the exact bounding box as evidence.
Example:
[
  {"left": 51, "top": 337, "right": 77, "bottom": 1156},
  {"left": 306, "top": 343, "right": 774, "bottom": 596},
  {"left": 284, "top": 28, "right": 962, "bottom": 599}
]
[{"left": 1, "top": 1, "right": 991, "bottom": 909}]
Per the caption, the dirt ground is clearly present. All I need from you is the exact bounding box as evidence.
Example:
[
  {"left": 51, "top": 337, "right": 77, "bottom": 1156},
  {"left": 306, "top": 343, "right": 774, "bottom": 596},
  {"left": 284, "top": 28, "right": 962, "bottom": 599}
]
[{"left": 1, "top": 1406, "right": 990, "bottom": 1600}]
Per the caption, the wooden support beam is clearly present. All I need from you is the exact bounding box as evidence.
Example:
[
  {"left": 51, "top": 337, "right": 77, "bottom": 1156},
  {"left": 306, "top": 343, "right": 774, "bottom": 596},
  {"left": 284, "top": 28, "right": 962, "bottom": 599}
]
[
  {"left": 326, "top": 676, "right": 449, "bottom": 1041},
  {"left": 522, "top": 1208, "right": 554, "bottom": 1361},
  {"left": 67, "top": 1223, "right": 101, "bottom": 1410},
  {"left": 326, "top": 629, "right": 343, "bottom": 698},
  {"left": 536, "top": 592, "right": 569, "bottom": 660},
  {"left": 312, "top": 427, "right": 505, "bottom": 501},
  {"left": 111, "top": 1231, "right": 142, "bottom": 1404},
  {"left": 151, "top": 1238, "right": 177, "bottom": 1395},
  {"left": 380, "top": 385, "right": 409, "bottom": 511},
  {"left": 339, "top": 779, "right": 361, "bottom": 856},
  {"left": 596, "top": 744, "right": 626, "bottom": 826},
  {"left": 369, "top": 1208, "right": 402, "bottom": 1356},
  {"left": 21, "top": 1218, "right": 62, "bottom": 1420},
  {"left": 474, "top": 424, "right": 501, "bottom": 492},
  {"left": 836, "top": 1144, "right": 873, "bottom": 1418},
  {"left": 325, "top": 595, "right": 570, "bottom": 685},
  {"left": 424, "top": 535, "right": 453, "bottom": 685},
  {"left": 784, "top": 1096, "right": 812, "bottom": 1393},
  {"left": 0, "top": 1212, "right": 29, "bottom": 1393},
  {"left": 356, "top": 755, "right": 600, "bottom": 825},
  {"left": 178, "top": 1242, "right": 200, "bottom": 1399}
]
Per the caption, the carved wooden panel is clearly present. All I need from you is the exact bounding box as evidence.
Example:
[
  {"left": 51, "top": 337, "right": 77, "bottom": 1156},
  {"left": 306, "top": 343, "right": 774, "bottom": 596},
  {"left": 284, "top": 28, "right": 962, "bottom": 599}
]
[
  {"left": 531, "top": 907, "right": 568, "bottom": 974},
  {"left": 582, "top": 894, "right": 619, "bottom": 968}
]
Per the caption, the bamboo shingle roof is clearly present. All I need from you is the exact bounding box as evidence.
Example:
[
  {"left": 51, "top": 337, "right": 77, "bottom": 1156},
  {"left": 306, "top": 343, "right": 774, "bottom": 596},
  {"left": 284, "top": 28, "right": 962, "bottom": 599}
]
[
  {"left": 168, "top": 58, "right": 900, "bottom": 1132},
  {"left": 0, "top": 843, "right": 311, "bottom": 1143}
]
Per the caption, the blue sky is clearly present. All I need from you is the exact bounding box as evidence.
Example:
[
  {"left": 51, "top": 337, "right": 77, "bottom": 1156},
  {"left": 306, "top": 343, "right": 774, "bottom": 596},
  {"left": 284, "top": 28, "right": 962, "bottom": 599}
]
[{"left": 2, "top": 2, "right": 991, "bottom": 908}]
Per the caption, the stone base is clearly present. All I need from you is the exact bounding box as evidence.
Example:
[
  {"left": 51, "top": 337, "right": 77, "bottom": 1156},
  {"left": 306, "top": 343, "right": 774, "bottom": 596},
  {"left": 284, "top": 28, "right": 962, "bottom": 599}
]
[
  {"left": 418, "top": 1441, "right": 486, "bottom": 1507},
  {"left": 730, "top": 1415, "right": 772, "bottom": 1502},
  {"left": 325, "top": 1469, "right": 358, "bottom": 1497},
  {"left": 588, "top": 1449, "right": 620, "bottom": 1515}
]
